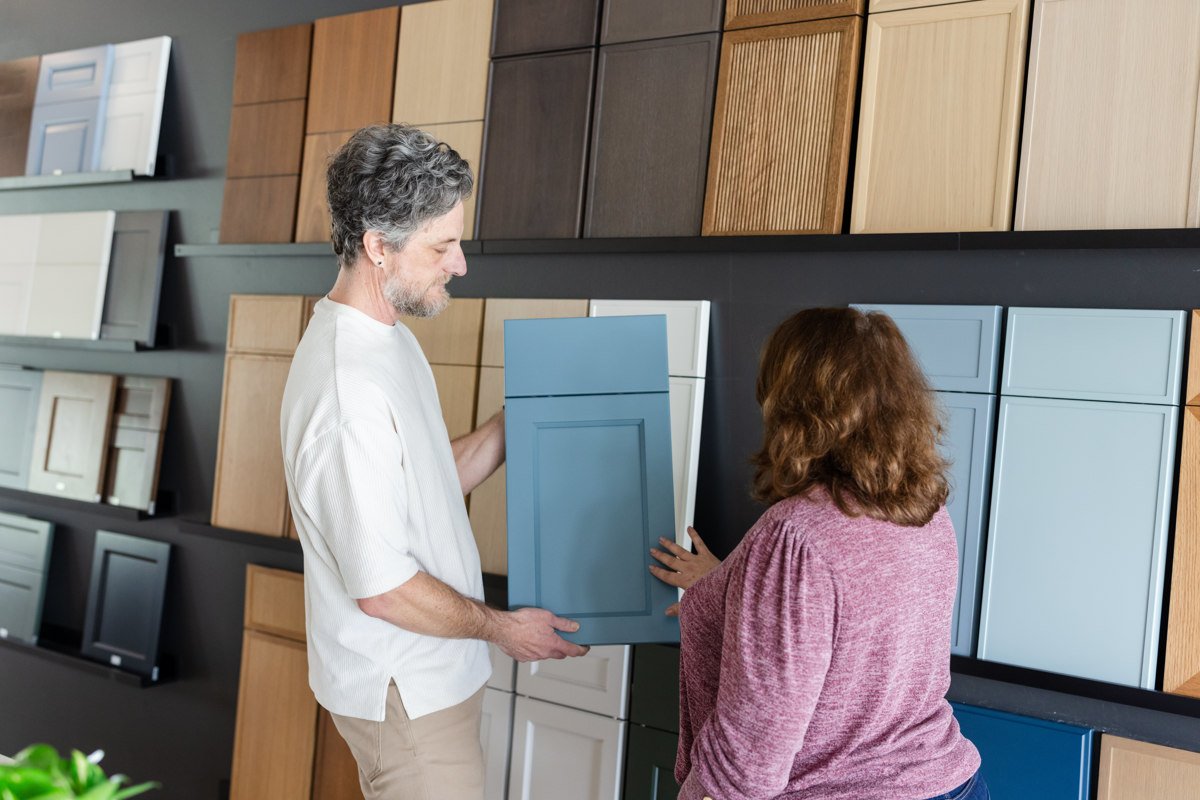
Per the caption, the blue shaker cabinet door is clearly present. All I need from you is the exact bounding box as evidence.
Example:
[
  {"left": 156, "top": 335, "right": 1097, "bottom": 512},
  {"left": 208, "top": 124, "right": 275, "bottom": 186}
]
[
  {"left": 506, "top": 391, "right": 679, "bottom": 645},
  {"left": 978, "top": 397, "right": 1176, "bottom": 688},
  {"left": 939, "top": 392, "right": 996, "bottom": 657},
  {"left": 26, "top": 99, "right": 106, "bottom": 175},
  {"left": 952, "top": 703, "right": 1093, "bottom": 800},
  {"left": 33, "top": 45, "right": 113, "bottom": 104},
  {"left": 853, "top": 304, "right": 1003, "bottom": 394}
]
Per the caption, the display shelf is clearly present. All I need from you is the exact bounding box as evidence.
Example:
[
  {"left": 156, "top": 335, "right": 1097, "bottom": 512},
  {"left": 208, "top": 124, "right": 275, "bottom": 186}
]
[
  {"left": 176, "top": 519, "right": 304, "bottom": 552},
  {"left": 0, "top": 631, "right": 159, "bottom": 688},
  {"left": 175, "top": 240, "right": 484, "bottom": 257},
  {"left": 0, "top": 485, "right": 167, "bottom": 521},
  {"left": 0, "top": 170, "right": 135, "bottom": 191},
  {"left": 0, "top": 335, "right": 146, "bottom": 352}
]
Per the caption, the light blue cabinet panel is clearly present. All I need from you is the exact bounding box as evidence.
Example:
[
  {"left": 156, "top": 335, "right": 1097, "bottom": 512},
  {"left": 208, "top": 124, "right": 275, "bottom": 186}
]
[
  {"left": 505, "top": 315, "right": 669, "bottom": 397},
  {"left": 1002, "top": 308, "right": 1186, "bottom": 405},
  {"left": 978, "top": 397, "right": 1176, "bottom": 688},
  {"left": 952, "top": 703, "right": 1092, "bottom": 800},
  {"left": 0, "top": 512, "right": 54, "bottom": 574},
  {"left": 939, "top": 392, "right": 995, "bottom": 657},
  {"left": 853, "top": 304, "right": 1002, "bottom": 394},
  {"left": 33, "top": 46, "right": 113, "bottom": 104},
  {"left": 26, "top": 99, "right": 106, "bottom": 175},
  {"left": 506, "top": 392, "right": 678, "bottom": 645},
  {"left": 0, "top": 562, "right": 46, "bottom": 645},
  {"left": 0, "top": 369, "right": 42, "bottom": 490}
]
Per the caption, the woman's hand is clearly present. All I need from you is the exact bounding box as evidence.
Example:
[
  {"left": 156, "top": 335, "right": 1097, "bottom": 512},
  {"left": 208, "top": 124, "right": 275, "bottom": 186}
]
[{"left": 649, "top": 526, "right": 721, "bottom": 601}]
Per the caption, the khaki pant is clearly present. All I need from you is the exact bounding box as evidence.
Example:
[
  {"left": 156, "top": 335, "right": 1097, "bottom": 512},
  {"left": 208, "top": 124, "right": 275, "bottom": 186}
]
[{"left": 329, "top": 684, "right": 485, "bottom": 800}]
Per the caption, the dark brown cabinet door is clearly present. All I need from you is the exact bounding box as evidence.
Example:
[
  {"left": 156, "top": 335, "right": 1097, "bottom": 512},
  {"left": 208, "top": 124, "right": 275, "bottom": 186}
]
[
  {"left": 586, "top": 34, "right": 719, "bottom": 238},
  {"left": 492, "top": 0, "right": 601, "bottom": 57},
  {"left": 479, "top": 50, "right": 595, "bottom": 240},
  {"left": 226, "top": 99, "right": 306, "bottom": 178},
  {"left": 0, "top": 57, "right": 39, "bottom": 177},
  {"left": 600, "top": 0, "right": 723, "bottom": 45},
  {"left": 725, "top": 0, "right": 864, "bottom": 30}
]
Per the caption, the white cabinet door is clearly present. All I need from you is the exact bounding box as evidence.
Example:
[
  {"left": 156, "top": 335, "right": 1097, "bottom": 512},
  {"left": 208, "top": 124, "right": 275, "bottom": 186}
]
[
  {"left": 488, "top": 643, "right": 517, "bottom": 692},
  {"left": 669, "top": 376, "right": 705, "bottom": 553},
  {"left": 26, "top": 211, "right": 115, "bottom": 340},
  {"left": 482, "top": 688, "right": 514, "bottom": 800},
  {"left": 100, "top": 37, "right": 170, "bottom": 175},
  {"left": 508, "top": 697, "right": 625, "bottom": 800},
  {"left": 516, "top": 645, "right": 631, "bottom": 718}
]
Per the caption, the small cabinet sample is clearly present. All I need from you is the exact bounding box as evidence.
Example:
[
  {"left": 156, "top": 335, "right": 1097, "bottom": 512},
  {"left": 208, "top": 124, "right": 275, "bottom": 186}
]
[
  {"left": 393, "top": 0, "right": 493, "bottom": 126},
  {"left": 517, "top": 645, "right": 631, "bottom": 718},
  {"left": 0, "top": 512, "right": 54, "bottom": 645},
  {"left": 704, "top": 16, "right": 862, "bottom": 236},
  {"left": 952, "top": 703, "right": 1092, "bottom": 800},
  {"left": 505, "top": 315, "right": 678, "bottom": 644},
  {"left": 1166, "top": 310, "right": 1200, "bottom": 698},
  {"left": 99, "top": 36, "right": 171, "bottom": 175},
  {"left": 0, "top": 57, "right": 39, "bottom": 177},
  {"left": 1097, "top": 735, "right": 1200, "bottom": 800},
  {"left": 491, "top": 0, "right": 601, "bottom": 57},
  {"left": 27, "top": 370, "right": 118, "bottom": 502},
  {"left": 623, "top": 724, "right": 680, "bottom": 800},
  {"left": 601, "top": 0, "right": 722, "bottom": 44},
  {"left": 25, "top": 45, "right": 114, "bottom": 175},
  {"left": 481, "top": 688, "right": 515, "bottom": 800},
  {"left": 104, "top": 376, "right": 171, "bottom": 513},
  {"left": 585, "top": 34, "right": 719, "bottom": 238},
  {"left": 479, "top": 50, "right": 594, "bottom": 239},
  {"left": 0, "top": 368, "right": 43, "bottom": 490},
  {"left": 725, "top": 0, "right": 864, "bottom": 29},
  {"left": 1015, "top": 0, "right": 1200, "bottom": 231},
  {"left": 80, "top": 530, "right": 170, "bottom": 679},
  {"left": 850, "top": 0, "right": 1030, "bottom": 233},
  {"left": 979, "top": 308, "right": 1185, "bottom": 688},
  {"left": 27, "top": 210, "right": 116, "bottom": 340},
  {"left": 508, "top": 696, "right": 625, "bottom": 800},
  {"left": 101, "top": 210, "right": 168, "bottom": 346}
]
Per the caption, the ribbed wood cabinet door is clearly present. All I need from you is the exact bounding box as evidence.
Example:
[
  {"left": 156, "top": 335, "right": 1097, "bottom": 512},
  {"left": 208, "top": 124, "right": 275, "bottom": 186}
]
[
  {"left": 0, "top": 57, "right": 39, "bottom": 177},
  {"left": 726, "top": 0, "right": 864, "bottom": 29},
  {"left": 1097, "top": 735, "right": 1200, "bottom": 800},
  {"left": 1015, "top": 0, "right": 1200, "bottom": 231},
  {"left": 703, "top": 17, "right": 862, "bottom": 236},
  {"left": 851, "top": 0, "right": 1030, "bottom": 233}
]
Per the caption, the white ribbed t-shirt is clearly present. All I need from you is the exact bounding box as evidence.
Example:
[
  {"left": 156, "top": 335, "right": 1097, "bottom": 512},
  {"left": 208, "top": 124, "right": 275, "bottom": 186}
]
[{"left": 280, "top": 296, "right": 490, "bottom": 721}]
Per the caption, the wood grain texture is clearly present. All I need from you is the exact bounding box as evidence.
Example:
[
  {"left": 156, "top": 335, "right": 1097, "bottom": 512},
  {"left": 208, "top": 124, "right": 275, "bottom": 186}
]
[
  {"left": 232, "top": 23, "right": 312, "bottom": 105},
  {"left": 1097, "top": 735, "right": 1200, "bottom": 800},
  {"left": 307, "top": 7, "right": 399, "bottom": 134},
  {"left": 725, "top": 0, "right": 865, "bottom": 29},
  {"left": 1015, "top": 0, "right": 1200, "bottom": 231},
  {"left": 27, "top": 371, "right": 117, "bottom": 503},
  {"left": 478, "top": 50, "right": 594, "bottom": 240},
  {"left": 312, "top": 709, "right": 362, "bottom": 800},
  {"left": 227, "top": 294, "right": 307, "bottom": 356},
  {"left": 220, "top": 176, "right": 299, "bottom": 243},
  {"left": 469, "top": 366, "right": 507, "bottom": 574},
  {"left": 0, "top": 57, "right": 39, "bottom": 177},
  {"left": 703, "top": 17, "right": 862, "bottom": 235},
  {"left": 244, "top": 565, "right": 306, "bottom": 641},
  {"left": 392, "top": 0, "right": 492, "bottom": 125},
  {"left": 851, "top": 0, "right": 1029, "bottom": 233},
  {"left": 491, "top": 0, "right": 601, "bottom": 57},
  {"left": 229, "top": 630, "right": 317, "bottom": 800},
  {"left": 1166, "top": 406, "right": 1200, "bottom": 697},
  {"left": 586, "top": 34, "right": 719, "bottom": 237},
  {"left": 481, "top": 298, "right": 590, "bottom": 367},
  {"left": 402, "top": 297, "right": 484, "bottom": 365},
  {"left": 601, "top": 0, "right": 723, "bottom": 44},
  {"left": 1188, "top": 310, "right": 1200, "bottom": 406},
  {"left": 431, "top": 364, "right": 479, "bottom": 439},
  {"left": 226, "top": 99, "right": 306, "bottom": 178},
  {"left": 418, "top": 121, "right": 483, "bottom": 240},
  {"left": 871, "top": 0, "right": 978, "bottom": 10},
  {"left": 294, "top": 130, "right": 352, "bottom": 243}
]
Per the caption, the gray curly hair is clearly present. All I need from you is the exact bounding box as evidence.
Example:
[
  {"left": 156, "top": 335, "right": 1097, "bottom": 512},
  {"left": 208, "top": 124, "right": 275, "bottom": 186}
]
[{"left": 326, "top": 124, "right": 474, "bottom": 268}]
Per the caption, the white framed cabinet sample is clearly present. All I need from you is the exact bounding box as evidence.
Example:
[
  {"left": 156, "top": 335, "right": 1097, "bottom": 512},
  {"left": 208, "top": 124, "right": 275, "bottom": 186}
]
[
  {"left": 517, "top": 645, "right": 632, "bottom": 719},
  {"left": 508, "top": 696, "right": 625, "bottom": 800},
  {"left": 26, "top": 210, "right": 116, "bottom": 340},
  {"left": 98, "top": 37, "right": 171, "bottom": 175},
  {"left": 978, "top": 308, "right": 1186, "bottom": 688},
  {"left": 0, "top": 214, "right": 39, "bottom": 336}
]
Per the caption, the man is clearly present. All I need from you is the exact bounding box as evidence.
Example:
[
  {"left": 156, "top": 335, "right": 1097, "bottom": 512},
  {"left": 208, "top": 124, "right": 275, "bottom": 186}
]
[{"left": 280, "top": 124, "right": 587, "bottom": 800}]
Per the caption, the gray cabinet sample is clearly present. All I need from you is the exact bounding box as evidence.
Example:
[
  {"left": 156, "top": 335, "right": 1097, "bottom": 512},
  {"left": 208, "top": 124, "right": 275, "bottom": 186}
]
[
  {"left": 27, "top": 371, "right": 118, "bottom": 502},
  {"left": 101, "top": 211, "right": 168, "bottom": 346},
  {"left": 585, "top": 34, "right": 719, "bottom": 238},
  {"left": 81, "top": 530, "right": 170, "bottom": 679},
  {"left": 105, "top": 376, "right": 171, "bottom": 513},
  {"left": 491, "top": 0, "right": 600, "bottom": 57},
  {"left": 600, "top": 0, "right": 722, "bottom": 45},
  {"left": 0, "top": 512, "right": 54, "bottom": 645},
  {"left": 25, "top": 45, "right": 114, "bottom": 175},
  {"left": 479, "top": 50, "right": 594, "bottom": 239},
  {"left": 0, "top": 369, "right": 43, "bottom": 491}
]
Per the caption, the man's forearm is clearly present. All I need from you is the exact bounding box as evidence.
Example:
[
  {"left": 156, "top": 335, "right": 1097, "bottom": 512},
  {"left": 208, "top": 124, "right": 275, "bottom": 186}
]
[
  {"left": 451, "top": 410, "right": 504, "bottom": 494},
  {"left": 359, "top": 570, "right": 504, "bottom": 641}
]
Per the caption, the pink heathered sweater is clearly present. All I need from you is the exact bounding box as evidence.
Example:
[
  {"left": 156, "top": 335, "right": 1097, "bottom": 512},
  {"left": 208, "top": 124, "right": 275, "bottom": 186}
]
[{"left": 676, "top": 491, "right": 980, "bottom": 800}]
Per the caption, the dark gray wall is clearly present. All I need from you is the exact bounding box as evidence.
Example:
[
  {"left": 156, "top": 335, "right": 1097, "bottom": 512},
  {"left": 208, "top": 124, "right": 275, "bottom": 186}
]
[{"left": 2, "top": 2, "right": 1200, "bottom": 798}]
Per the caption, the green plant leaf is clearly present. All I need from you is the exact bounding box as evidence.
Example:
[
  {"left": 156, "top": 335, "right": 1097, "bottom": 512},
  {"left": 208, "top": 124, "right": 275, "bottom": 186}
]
[
  {"left": 0, "top": 767, "right": 58, "bottom": 793},
  {"left": 111, "top": 782, "right": 158, "bottom": 800},
  {"left": 74, "top": 783, "right": 116, "bottom": 800},
  {"left": 11, "top": 747, "right": 58, "bottom": 774},
  {"left": 68, "top": 753, "right": 91, "bottom": 791}
]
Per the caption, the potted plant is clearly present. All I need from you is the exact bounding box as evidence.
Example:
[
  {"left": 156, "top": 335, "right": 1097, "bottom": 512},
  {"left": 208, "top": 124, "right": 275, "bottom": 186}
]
[{"left": 0, "top": 745, "right": 158, "bottom": 799}]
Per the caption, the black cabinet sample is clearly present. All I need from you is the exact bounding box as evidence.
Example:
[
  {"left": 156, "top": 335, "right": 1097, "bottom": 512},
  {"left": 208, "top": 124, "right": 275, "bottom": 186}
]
[
  {"left": 479, "top": 50, "right": 595, "bottom": 240},
  {"left": 600, "top": 0, "right": 723, "bottom": 45},
  {"left": 491, "top": 0, "right": 600, "bottom": 57},
  {"left": 0, "top": 369, "right": 43, "bottom": 491},
  {"left": 81, "top": 530, "right": 170, "bottom": 680},
  {"left": 585, "top": 34, "right": 720, "bottom": 238},
  {"left": 630, "top": 644, "right": 681, "bottom": 733},
  {"left": 0, "top": 512, "right": 54, "bottom": 646},
  {"left": 623, "top": 724, "right": 681, "bottom": 800},
  {"left": 101, "top": 211, "right": 168, "bottom": 346}
]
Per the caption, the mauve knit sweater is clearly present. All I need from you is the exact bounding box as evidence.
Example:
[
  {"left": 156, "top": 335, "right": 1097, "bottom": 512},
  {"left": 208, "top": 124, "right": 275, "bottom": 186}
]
[{"left": 676, "top": 490, "right": 980, "bottom": 800}]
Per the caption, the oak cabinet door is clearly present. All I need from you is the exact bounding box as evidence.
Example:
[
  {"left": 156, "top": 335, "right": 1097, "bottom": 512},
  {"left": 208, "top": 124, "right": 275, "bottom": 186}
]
[
  {"left": 431, "top": 364, "right": 480, "bottom": 439},
  {"left": 508, "top": 697, "right": 624, "bottom": 800},
  {"left": 0, "top": 57, "right": 40, "bottom": 177},
  {"left": 725, "top": 0, "right": 864, "bottom": 29},
  {"left": 622, "top": 725, "right": 680, "bottom": 800},
  {"left": 479, "top": 50, "right": 595, "bottom": 240},
  {"left": 221, "top": 176, "right": 300, "bottom": 244},
  {"left": 227, "top": 294, "right": 308, "bottom": 355},
  {"left": 481, "top": 688, "right": 515, "bottom": 800},
  {"left": 244, "top": 564, "right": 306, "bottom": 640},
  {"left": 586, "top": 34, "right": 719, "bottom": 238},
  {"left": 601, "top": 0, "right": 722, "bottom": 44},
  {"left": 393, "top": 0, "right": 492, "bottom": 126},
  {"left": 516, "top": 645, "right": 631, "bottom": 718},
  {"left": 1015, "top": 0, "right": 1200, "bottom": 231},
  {"left": 952, "top": 703, "right": 1092, "bottom": 800},
  {"left": 27, "top": 371, "right": 117, "bottom": 502},
  {"left": 100, "top": 36, "right": 171, "bottom": 175},
  {"left": 232, "top": 23, "right": 312, "bottom": 106},
  {"left": 1098, "top": 735, "right": 1200, "bottom": 800},
  {"left": 307, "top": 8, "right": 398, "bottom": 134},
  {"left": 1167, "top": 404, "right": 1200, "bottom": 697},
  {"left": 704, "top": 17, "right": 862, "bottom": 236},
  {"left": 294, "top": 130, "right": 352, "bottom": 243},
  {"left": 100, "top": 210, "right": 168, "bottom": 346},
  {"left": 0, "top": 369, "right": 43, "bottom": 490},
  {"left": 230, "top": 630, "right": 318, "bottom": 800},
  {"left": 850, "top": 0, "right": 1030, "bottom": 233},
  {"left": 404, "top": 297, "right": 485, "bottom": 366},
  {"left": 491, "top": 0, "right": 601, "bottom": 57},
  {"left": 225, "top": 99, "right": 306, "bottom": 178}
]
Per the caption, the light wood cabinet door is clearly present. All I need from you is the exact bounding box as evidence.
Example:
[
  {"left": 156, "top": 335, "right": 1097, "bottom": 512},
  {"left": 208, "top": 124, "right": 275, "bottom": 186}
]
[
  {"left": 232, "top": 23, "right": 312, "bottom": 105},
  {"left": 417, "top": 121, "right": 483, "bottom": 240},
  {"left": 431, "top": 364, "right": 479, "bottom": 439},
  {"left": 509, "top": 697, "right": 624, "bottom": 800},
  {"left": 1015, "top": 0, "right": 1200, "bottom": 231},
  {"left": 307, "top": 8, "right": 399, "bottom": 134},
  {"left": 227, "top": 294, "right": 308, "bottom": 355},
  {"left": 470, "top": 366, "right": 507, "bottom": 574},
  {"left": 725, "top": 0, "right": 864, "bottom": 29},
  {"left": 516, "top": 645, "right": 631, "bottom": 718},
  {"left": 0, "top": 57, "right": 40, "bottom": 177},
  {"left": 1098, "top": 736, "right": 1200, "bottom": 800},
  {"left": 294, "top": 130, "right": 352, "bottom": 243},
  {"left": 27, "top": 371, "right": 117, "bottom": 502},
  {"left": 703, "top": 17, "right": 862, "bottom": 236},
  {"left": 404, "top": 297, "right": 484, "bottom": 365},
  {"left": 221, "top": 176, "right": 300, "bottom": 243},
  {"left": 851, "top": 0, "right": 1030, "bottom": 233},
  {"left": 481, "top": 298, "right": 590, "bottom": 368},
  {"left": 312, "top": 709, "right": 361, "bottom": 800},
  {"left": 244, "top": 564, "right": 306, "bottom": 640},
  {"left": 1167, "top": 404, "right": 1200, "bottom": 697},
  {"left": 226, "top": 99, "right": 306, "bottom": 178},
  {"left": 230, "top": 630, "right": 318, "bottom": 800},
  {"left": 393, "top": 0, "right": 492, "bottom": 126}
]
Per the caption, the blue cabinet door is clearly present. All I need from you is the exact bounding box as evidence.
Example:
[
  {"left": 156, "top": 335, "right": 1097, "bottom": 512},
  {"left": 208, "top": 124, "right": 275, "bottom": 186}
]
[
  {"left": 952, "top": 703, "right": 1092, "bottom": 800},
  {"left": 25, "top": 45, "right": 113, "bottom": 175},
  {"left": 939, "top": 392, "right": 995, "bottom": 657},
  {"left": 978, "top": 397, "right": 1176, "bottom": 688}
]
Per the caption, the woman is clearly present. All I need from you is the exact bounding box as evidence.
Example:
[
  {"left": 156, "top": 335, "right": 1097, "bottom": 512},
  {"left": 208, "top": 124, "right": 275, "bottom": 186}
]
[{"left": 650, "top": 307, "right": 985, "bottom": 800}]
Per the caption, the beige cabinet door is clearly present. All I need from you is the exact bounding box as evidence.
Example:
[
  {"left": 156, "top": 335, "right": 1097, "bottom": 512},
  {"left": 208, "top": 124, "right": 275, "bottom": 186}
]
[
  {"left": 851, "top": 0, "right": 1029, "bottom": 233},
  {"left": 1097, "top": 735, "right": 1200, "bottom": 800},
  {"left": 244, "top": 564, "right": 306, "bottom": 640},
  {"left": 431, "top": 364, "right": 480, "bottom": 439},
  {"left": 294, "top": 130, "right": 353, "bottom": 244},
  {"left": 470, "top": 366, "right": 507, "bottom": 574},
  {"left": 27, "top": 371, "right": 117, "bottom": 502},
  {"left": 418, "top": 121, "right": 484, "bottom": 240},
  {"left": 1015, "top": 0, "right": 1200, "bottom": 230},
  {"left": 392, "top": 0, "right": 492, "bottom": 126},
  {"left": 404, "top": 297, "right": 485, "bottom": 365},
  {"left": 703, "top": 16, "right": 863, "bottom": 235}
]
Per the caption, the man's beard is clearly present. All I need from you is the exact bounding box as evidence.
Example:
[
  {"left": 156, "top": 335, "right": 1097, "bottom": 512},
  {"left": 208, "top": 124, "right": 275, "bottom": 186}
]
[{"left": 385, "top": 274, "right": 449, "bottom": 318}]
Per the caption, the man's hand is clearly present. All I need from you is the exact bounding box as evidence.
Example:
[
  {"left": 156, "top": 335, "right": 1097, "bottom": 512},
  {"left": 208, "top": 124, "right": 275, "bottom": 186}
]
[
  {"left": 649, "top": 526, "right": 721, "bottom": 592},
  {"left": 495, "top": 607, "right": 590, "bottom": 661}
]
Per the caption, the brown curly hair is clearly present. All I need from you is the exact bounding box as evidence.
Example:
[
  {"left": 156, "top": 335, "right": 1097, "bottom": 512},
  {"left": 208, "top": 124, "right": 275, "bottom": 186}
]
[{"left": 751, "top": 307, "right": 949, "bottom": 526}]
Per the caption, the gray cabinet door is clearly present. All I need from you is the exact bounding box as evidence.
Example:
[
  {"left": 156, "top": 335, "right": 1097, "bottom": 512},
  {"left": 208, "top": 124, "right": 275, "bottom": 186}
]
[
  {"left": 0, "top": 562, "right": 46, "bottom": 645},
  {"left": 978, "top": 397, "right": 1176, "bottom": 688},
  {"left": 101, "top": 211, "right": 168, "bottom": 346},
  {"left": 0, "top": 369, "right": 43, "bottom": 490},
  {"left": 491, "top": 0, "right": 600, "bottom": 57},
  {"left": 600, "top": 0, "right": 722, "bottom": 44},
  {"left": 0, "top": 511, "right": 54, "bottom": 574}
]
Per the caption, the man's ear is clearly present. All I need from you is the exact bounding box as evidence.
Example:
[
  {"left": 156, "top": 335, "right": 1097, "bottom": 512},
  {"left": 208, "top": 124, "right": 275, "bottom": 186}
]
[{"left": 362, "top": 231, "right": 387, "bottom": 267}]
